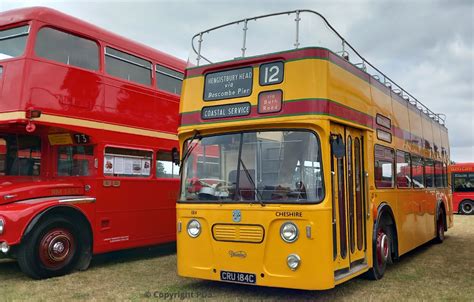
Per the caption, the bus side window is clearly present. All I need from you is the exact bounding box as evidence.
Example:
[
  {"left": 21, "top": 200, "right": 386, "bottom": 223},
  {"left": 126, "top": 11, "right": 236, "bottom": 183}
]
[
  {"left": 57, "top": 145, "right": 94, "bottom": 176},
  {"left": 157, "top": 151, "right": 179, "bottom": 178},
  {"left": 156, "top": 64, "right": 183, "bottom": 95},
  {"left": 411, "top": 155, "right": 424, "bottom": 188},
  {"left": 35, "top": 27, "right": 99, "bottom": 71},
  {"left": 434, "top": 161, "right": 443, "bottom": 188},
  {"left": 105, "top": 47, "right": 152, "bottom": 86},
  {"left": 374, "top": 145, "right": 394, "bottom": 188},
  {"left": 424, "top": 159, "right": 435, "bottom": 188},
  {"left": 396, "top": 150, "right": 411, "bottom": 188}
]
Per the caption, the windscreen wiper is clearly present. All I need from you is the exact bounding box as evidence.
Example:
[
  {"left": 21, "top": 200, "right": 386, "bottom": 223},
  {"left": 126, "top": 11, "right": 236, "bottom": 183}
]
[
  {"left": 179, "top": 130, "right": 201, "bottom": 175},
  {"left": 239, "top": 158, "right": 264, "bottom": 205}
]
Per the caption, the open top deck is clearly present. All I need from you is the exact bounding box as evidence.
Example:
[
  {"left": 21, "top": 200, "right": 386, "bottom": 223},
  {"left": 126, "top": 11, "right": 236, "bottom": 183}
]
[{"left": 187, "top": 9, "right": 445, "bottom": 126}]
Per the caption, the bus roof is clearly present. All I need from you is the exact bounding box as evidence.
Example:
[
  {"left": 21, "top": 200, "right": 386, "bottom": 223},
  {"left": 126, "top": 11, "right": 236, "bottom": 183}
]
[{"left": 0, "top": 6, "right": 186, "bottom": 70}]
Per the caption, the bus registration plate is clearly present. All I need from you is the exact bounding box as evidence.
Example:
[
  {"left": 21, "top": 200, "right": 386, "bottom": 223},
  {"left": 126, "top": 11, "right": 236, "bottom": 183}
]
[{"left": 220, "top": 270, "right": 256, "bottom": 284}]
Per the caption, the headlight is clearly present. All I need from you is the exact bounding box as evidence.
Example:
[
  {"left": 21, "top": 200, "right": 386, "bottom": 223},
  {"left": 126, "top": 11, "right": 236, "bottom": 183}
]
[
  {"left": 187, "top": 219, "right": 201, "bottom": 238},
  {"left": 0, "top": 218, "right": 4, "bottom": 235},
  {"left": 280, "top": 222, "right": 299, "bottom": 243},
  {"left": 287, "top": 254, "right": 301, "bottom": 271}
]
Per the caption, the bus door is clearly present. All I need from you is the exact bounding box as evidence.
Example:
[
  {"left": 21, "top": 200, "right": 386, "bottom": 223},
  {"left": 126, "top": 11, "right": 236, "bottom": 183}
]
[{"left": 330, "top": 124, "right": 367, "bottom": 275}]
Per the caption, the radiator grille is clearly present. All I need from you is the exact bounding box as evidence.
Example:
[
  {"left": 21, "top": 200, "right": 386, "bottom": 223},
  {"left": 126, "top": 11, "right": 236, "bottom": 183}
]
[{"left": 212, "top": 224, "right": 264, "bottom": 243}]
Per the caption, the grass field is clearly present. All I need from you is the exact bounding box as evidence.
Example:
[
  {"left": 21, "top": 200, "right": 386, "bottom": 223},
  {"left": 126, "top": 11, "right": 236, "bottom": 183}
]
[{"left": 1, "top": 215, "right": 473, "bottom": 301}]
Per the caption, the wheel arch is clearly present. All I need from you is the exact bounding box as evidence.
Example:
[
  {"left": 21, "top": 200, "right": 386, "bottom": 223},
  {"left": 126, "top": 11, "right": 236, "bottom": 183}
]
[
  {"left": 375, "top": 202, "right": 399, "bottom": 260},
  {"left": 23, "top": 205, "right": 93, "bottom": 242},
  {"left": 22, "top": 204, "right": 94, "bottom": 270}
]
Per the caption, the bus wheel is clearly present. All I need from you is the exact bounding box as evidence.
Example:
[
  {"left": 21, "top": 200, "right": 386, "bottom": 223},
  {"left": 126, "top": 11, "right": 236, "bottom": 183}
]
[
  {"left": 365, "top": 221, "right": 390, "bottom": 280},
  {"left": 434, "top": 209, "right": 445, "bottom": 243},
  {"left": 459, "top": 200, "right": 473, "bottom": 215},
  {"left": 17, "top": 217, "right": 82, "bottom": 279}
]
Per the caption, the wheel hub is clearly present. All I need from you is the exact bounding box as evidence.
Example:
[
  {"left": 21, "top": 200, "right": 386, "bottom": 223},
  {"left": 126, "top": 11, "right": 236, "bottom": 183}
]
[
  {"left": 39, "top": 229, "right": 75, "bottom": 268},
  {"left": 376, "top": 229, "right": 389, "bottom": 266}
]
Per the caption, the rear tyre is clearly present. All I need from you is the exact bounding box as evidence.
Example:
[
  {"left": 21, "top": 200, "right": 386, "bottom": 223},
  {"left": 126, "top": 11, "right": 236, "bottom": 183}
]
[
  {"left": 17, "top": 217, "right": 83, "bottom": 279},
  {"left": 459, "top": 200, "right": 473, "bottom": 215},
  {"left": 365, "top": 219, "right": 391, "bottom": 280},
  {"left": 434, "top": 208, "right": 445, "bottom": 244}
]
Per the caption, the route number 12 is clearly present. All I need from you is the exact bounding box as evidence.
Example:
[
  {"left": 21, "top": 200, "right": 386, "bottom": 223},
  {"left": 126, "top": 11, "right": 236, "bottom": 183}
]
[{"left": 259, "top": 62, "right": 284, "bottom": 86}]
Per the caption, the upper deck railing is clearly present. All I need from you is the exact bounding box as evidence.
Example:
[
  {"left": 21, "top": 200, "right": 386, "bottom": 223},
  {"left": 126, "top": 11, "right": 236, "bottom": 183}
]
[{"left": 189, "top": 9, "right": 446, "bottom": 126}]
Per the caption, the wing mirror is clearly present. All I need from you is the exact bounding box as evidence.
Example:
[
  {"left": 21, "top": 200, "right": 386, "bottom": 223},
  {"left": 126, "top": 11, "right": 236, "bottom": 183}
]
[{"left": 171, "top": 147, "right": 180, "bottom": 166}]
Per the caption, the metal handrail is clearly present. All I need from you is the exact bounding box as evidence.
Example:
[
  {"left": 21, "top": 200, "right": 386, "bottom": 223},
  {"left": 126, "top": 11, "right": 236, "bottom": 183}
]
[{"left": 190, "top": 9, "right": 446, "bottom": 126}]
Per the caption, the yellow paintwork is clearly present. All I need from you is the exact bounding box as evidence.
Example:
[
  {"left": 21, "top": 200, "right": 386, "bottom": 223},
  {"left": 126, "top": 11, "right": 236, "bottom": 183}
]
[{"left": 177, "top": 48, "right": 453, "bottom": 290}]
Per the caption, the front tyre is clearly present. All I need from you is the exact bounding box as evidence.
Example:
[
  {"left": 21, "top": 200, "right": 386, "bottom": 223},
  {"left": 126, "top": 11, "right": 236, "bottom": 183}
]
[
  {"left": 365, "top": 221, "right": 390, "bottom": 280},
  {"left": 18, "top": 217, "right": 82, "bottom": 279},
  {"left": 459, "top": 200, "right": 473, "bottom": 215}
]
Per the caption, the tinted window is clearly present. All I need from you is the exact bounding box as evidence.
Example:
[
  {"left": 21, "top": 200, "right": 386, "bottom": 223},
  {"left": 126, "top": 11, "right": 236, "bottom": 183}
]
[
  {"left": 453, "top": 173, "right": 474, "bottom": 192},
  {"left": 156, "top": 65, "right": 183, "bottom": 94},
  {"left": 412, "top": 155, "right": 424, "bottom": 188},
  {"left": 424, "top": 159, "right": 434, "bottom": 188},
  {"left": 157, "top": 151, "right": 179, "bottom": 178},
  {"left": 105, "top": 47, "right": 151, "bottom": 85},
  {"left": 104, "top": 147, "right": 152, "bottom": 177},
  {"left": 0, "top": 134, "right": 41, "bottom": 176},
  {"left": 35, "top": 27, "right": 99, "bottom": 70},
  {"left": 0, "top": 25, "right": 29, "bottom": 60},
  {"left": 396, "top": 150, "right": 411, "bottom": 188},
  {"left": 374, "top": 145, "right": 394, "bottom": 188},
  {"left": 57, "top": 145, "right": 94, "bottom": 176}
]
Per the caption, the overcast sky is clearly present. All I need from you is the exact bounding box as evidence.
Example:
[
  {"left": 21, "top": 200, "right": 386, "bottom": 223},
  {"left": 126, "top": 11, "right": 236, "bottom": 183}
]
[{"left": 1, "top": 0, "right": 473, "bottom": 162}]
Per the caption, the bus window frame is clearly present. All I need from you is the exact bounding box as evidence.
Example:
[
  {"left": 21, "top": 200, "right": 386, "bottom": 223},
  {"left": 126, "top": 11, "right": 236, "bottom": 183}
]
[
  {"left": 102, "top": 144, "right": 155, "bottom": 180},
  {"left": 104, "top": 45, "right": 154, "bottom": 88},
  {"left": 156, "top": 149, "right": 180, "bottom": 179},
  {"left": 178, "top": 128, "right": 325, "bottom": 205},
  {"left": 395, "top": 149, "right": 411, "bottom": 189},
  {"left": 423, "top": 158, "right": 435, "bottom": 188},
  {"left": 54, "top": 143, "right": 96, "bottom": 177},
  {"left": 155, "top": 64, "right": 183, "bottom": 96},
  {"left": 373, "top": 144, "right": 395, "bottom": 189},
  {"left": 0, "top": 22, "right": 31, "bottom": 62},
  {"left": 33, "top": 25, "right": 101, "bottom": 73}
]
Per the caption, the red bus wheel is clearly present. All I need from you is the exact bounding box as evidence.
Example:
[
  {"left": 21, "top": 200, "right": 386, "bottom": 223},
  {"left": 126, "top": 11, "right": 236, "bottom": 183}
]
[
  {"left": 38, "top": 228, "right": 76, "bottom": 269},
  {"left": 17, "top": 217, "right": 83, "bottom": 279},
  {"left": 460, "top": 200, "right": 473, "bottom": 215}
]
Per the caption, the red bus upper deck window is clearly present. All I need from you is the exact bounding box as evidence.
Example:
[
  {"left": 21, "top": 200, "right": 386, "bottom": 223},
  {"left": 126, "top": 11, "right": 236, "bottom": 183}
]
[
  {"left": 35, "top": 27, "right": 99, "bottom": 70},
  {"left": 105, "top": 47, "right": 152, "bottom": 86},
  {"left": 156, "top": 64, "right": 183, "bottom": 95},
  {"left": 0, "top": 25, "right": 29, "bottom": 60}
]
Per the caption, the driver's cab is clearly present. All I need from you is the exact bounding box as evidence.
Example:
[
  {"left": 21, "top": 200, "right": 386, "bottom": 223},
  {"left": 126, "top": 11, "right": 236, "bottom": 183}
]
[{"left": 0, "top": 123, "right": 95, "bottom": 182}]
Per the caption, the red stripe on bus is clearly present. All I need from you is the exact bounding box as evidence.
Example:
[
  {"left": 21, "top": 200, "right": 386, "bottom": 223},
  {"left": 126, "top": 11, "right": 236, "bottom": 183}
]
[{"left": 180, "top": 99, "right": 373, "bottom": 128}]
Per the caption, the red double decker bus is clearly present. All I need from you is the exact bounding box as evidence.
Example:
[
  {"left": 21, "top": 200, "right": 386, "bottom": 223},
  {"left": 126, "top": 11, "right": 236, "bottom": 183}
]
[
  {"left": 0, "top": 7, "right": 185, "bottom": 278},
  {"left": 449, "top": 163, "right": 474, "bottom": 215}
]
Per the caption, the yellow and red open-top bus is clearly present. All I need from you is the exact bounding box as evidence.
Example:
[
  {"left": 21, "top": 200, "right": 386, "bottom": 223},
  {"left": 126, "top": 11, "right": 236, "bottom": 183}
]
[{"left": 176, "top": 10, "right": 453, "bottom": 290}]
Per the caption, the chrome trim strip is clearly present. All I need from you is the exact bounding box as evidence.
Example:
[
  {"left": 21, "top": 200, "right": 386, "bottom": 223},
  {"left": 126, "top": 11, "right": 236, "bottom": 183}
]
[{"left": 59, "top": 197, "right": 96, "bottom": 203}]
